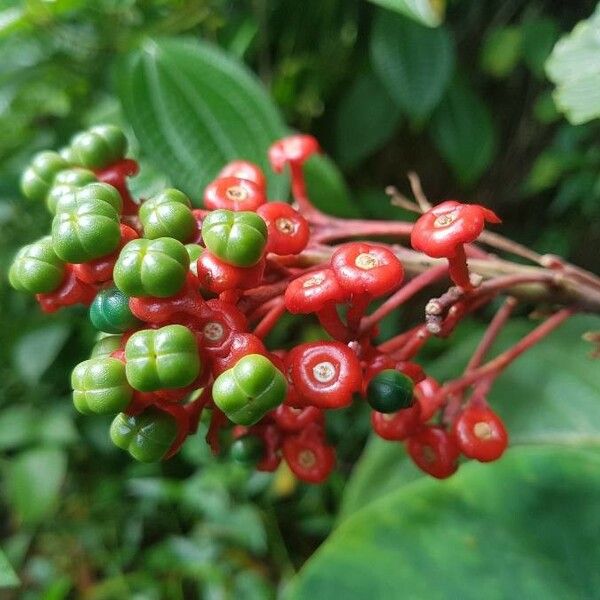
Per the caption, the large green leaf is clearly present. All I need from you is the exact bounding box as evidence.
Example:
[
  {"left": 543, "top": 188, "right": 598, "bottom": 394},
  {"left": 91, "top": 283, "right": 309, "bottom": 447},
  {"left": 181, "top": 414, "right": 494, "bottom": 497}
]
[
  {"left": 5, "top": 447, "right": 67, "bottom": 526},
  {"left": 367, "top": 0, "right": 445, "bottom": 28},
  {"left": 546, "top": 5, "right": 600, "bottom": 125},
  {"left": 117, "top": 37, "right": 288, "bottom": 200},
  {"left": 340, "top": 315, "right": 600, "bottom": 518},
  {"left": 370, "top": 10, "right": 454, "bottom": 122},
  {"left": 429, "top": 77, "right": 497, "bottom": 186},
  {"left": 288, "top": 446, "right": 600, "bottom": 599},
  {"left": 334, "top": 70, "right": 401, "bottom": 168}
]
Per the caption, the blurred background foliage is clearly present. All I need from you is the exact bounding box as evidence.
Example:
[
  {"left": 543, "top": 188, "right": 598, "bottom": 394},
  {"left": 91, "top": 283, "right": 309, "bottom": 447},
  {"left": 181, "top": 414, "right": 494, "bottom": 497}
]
[{"left": 1, "top": 0, "right": 599, "bottom": 598}]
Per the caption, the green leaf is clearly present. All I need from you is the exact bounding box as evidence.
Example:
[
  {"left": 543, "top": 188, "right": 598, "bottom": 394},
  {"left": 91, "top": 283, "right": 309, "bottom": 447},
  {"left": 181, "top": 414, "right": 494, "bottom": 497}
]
[
  {"left": 289, "top": 446, "right": 600, "bottom": 599},
  {"left": 117, "top": 37, "right": 288, "bottom": 202},
  {"left": 521, "top": 18, "right": 560, "bottom": 79},
  {"left": 429, "top": 77, "right": 497, "bottom": 186},
  {"left": 366, "top": 0, "right": 445, "bottom": 28},
  {"left": 0, "top": 549, "right": 19, "bottom": 588},
  {"left": 5, "top": 447, "right": 67, "bottom": 526},
  {"left": 546, "top": 6, "right": 600, "bottom": 125},
  {"left": 13, "top": 323, "right": 71, "bottom": 385},
  {"left": 304, "top": 155, "right": 360, "bottom": 217},
  {"left": 334, "top": 71, "right": 401, "bottom": 168},
  {"left": 370, "top": 10, "right": 454, "bottom": 123},
  {"left": 340, "top": 315, "right": 600, "bottom": 518}
]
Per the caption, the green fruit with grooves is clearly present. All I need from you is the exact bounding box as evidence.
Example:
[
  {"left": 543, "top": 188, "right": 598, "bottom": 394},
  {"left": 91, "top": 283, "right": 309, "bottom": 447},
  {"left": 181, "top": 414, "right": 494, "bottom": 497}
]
[
  {"left": 46, "top": 168, "right": 98, "bottom": 213},
  {"left": 51, "top": 198, "right": 120, "bottom": 263},
  {"left": 55, "top": 182, "right": 122, "bottom": 215},
  {"left": 124, "top": 324, "right": 201, "bottom": 392},
  {"left": 230, "top": 435, "right": 265, "bottom": 466},
  {"left": 90, "top": 335, "right": 122, "bottom": 357},
  {"left": 70, "top": 125, "right": 127, "bottom": 169},
  {"left": 9, "top": 236, "right": 66, "bottom": 294},
  {"left": 89, "top": 287, "right": 140, "bottom": 333},
  {"left": 212, "top": 354, "right": 287, "bottom": 425},
  {"left": 21, "top": 151, "right": 69, "bottom": 202},
  {"left": 185, "top": 243, "right": 202, "bottom": 263},
  {"left": 367, "top": 369, "right": 415, "bottom": 413},
  {"left": 113, "top": 237, "right": 189, "bottom": 298},
  {"left": 110, "top": 409, "right": 177, "bottom": 462},
  {"left": 139, "top": 188, "right": 195, "bottom": 241},
  {"left": 71, "top": 357, "right": 133, "bottom": 415},
  {"left": 201, "top": 209, "right": 267, "bottom": 267}
]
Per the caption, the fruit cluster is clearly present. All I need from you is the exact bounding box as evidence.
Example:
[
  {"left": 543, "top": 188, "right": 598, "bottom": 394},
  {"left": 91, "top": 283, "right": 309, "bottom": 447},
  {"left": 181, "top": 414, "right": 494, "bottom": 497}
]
[{"left": 11, "top": 126, "right": 531, "bottom": 483}]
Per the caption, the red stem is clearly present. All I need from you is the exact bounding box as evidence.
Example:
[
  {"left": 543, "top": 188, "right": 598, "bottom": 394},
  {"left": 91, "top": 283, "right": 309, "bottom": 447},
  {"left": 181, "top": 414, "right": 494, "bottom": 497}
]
[
  {"left": 254, "top": 300, "right": 287, "bottom": 339},
  {"left": 317, "top": 303, "right": 352, "bottom": 341},
  {"left": 347, "top": 294, "right": 370, "bottom": 332},
  {"left": 447, "top": 245, "right": 473, "bottom": 291}
]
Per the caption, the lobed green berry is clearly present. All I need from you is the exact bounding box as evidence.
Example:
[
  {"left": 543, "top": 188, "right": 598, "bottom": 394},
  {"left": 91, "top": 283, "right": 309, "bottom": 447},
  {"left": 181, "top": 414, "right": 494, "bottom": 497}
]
[
  {"left": 51, "top": 198, "right": 121, "bottom": 263},
  {"left": 71, "top": 356, "right": 133, "bottom": 415},
  {"left": 110, "top": 408, "right": 178, "bottom": 462},
  {"left": 139, "top": 188, "right": 195, "bottom": 241},
  {"left": 124, "top": 324, "right": 201, "bottom": 392},
  {"left": 367, "top": 369, "right": 415, "bottom": 413},
  {"left": 55, "top": 182, "right": 122, "bottom": 215},
  {"left": 46, "top": 168, "right": 98, "bottom": 213},
  {"left": 90, "top": 334, "right": 122, "bottom": 358},
  {"left": 113, "top": 237, "right": 189, "bottom": 298},
  {"left": 69, "top": 125, "right": 128, "bottom": 169},
  {"left": 212, "top": 354, "right": 286, "bottom": 426},
  {"left": 201, "top": 209, "right": 267, "bottom": 267},
  {"left": 8, "top": 236, "right": 66, "bottom": 294},
  {"left": 89, "top": 287, "right": 140, "bottom": 334},
  {"left": 20, "top": 151, "right": 69, "bottom": 202}
]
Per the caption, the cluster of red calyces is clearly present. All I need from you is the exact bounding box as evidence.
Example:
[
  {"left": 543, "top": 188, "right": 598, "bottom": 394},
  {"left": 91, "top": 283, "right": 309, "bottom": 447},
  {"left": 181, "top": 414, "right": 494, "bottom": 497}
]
[{"left": 16, "top": 125, "right": 579, "bottom": 484}]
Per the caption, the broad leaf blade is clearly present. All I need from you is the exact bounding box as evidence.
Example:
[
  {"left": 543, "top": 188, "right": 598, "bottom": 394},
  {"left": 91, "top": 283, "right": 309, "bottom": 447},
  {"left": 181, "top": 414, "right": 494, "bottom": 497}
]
[
  {"left": 340, "top": 315, "right": 600, "bottom": 518},
  {"left": 117, "top": 37, "right": 288, "bottom": 201},
  {"left": 429, "top": 77, "right": 497, "bottom": 186},
  {"left": 546, "top": 6, "right": 600, "bottom": 125},
  {"left": 367, "top": 0, "right": 445, "bottom": 28},
  {"left": 290, "top": 446, "right": 600, "bottom": 599},
  {"left": 370, "top": 10, "right": 455, "bottom": 122}
]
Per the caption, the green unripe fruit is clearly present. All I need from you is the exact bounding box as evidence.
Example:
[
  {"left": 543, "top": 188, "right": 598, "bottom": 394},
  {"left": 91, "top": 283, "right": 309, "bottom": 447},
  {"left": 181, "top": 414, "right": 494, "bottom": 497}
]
[
  {"left": 113, "top": 238, "right": 189, "bottom": 298},
  {"left": 21, "top": 151, "right": 69, "bottom": 202},
  {"left": 90, "top": 334, "right": 122, "bottom": 357},
  {"left": 51, "top": 199, "right": 120, "bottom": 263},
  {"left": 46, "top": 168, "right": 97, "bottom": 213},
  {"left": 201, "top": 209, "right": 267, "bottom": 267},
  {"left": 230, "top": 435, "right": 264, "bottom": 466},
  {"left": 71, "top": 357, "right": 133, "bottom": 415},
  {"left": 59, "top": 146, "right": 76, "bottom": 163},
  {"left": 8, "top": 236, "right": 66, "bottom": 294},
  {"left": 110, "top": 409, "right": 177, "bottom": 462},
  {"left": 70, "top": 125, "right": 128, "bottom": 169},
  {"left": 367, "top": 369, "right": 415, "bottom": 413},
  {"left": 212, "top": 354, "right": 286, "bottom": 426},
  {"left": 124, "top": 324, "right": 201, "bottom": 392},
  {"left": 89, "top": 287, "right": 140, "bottom": 333},
  {"left": 55, "top": 182, "right": 122, "bottom": 215},
  {"left": 139, "top": 188, "right": 195, "bottom": 241},
  {"left": 185, "top": 243, "right": 202, "bottom": 265}
]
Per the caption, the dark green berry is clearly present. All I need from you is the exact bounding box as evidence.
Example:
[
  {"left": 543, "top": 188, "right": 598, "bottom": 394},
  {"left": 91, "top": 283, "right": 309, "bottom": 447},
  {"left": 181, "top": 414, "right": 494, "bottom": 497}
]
[
  {"left": 230, "top": 435, "right": 264, "bottom": 466},
  {"left": 367, "top": 369, "right": 415, "bottom": 413},
  {"left": 89, "top": 287, "right": 141, "bottom": 333}
]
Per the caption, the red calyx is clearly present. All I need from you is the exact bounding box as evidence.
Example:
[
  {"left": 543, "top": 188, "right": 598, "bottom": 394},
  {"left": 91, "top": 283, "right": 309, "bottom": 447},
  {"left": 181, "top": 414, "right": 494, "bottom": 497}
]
[
  {"left": 452, "top": 406, "right": 508, "bottom": 462},
  {"left": 73, "top": 224, "right": 138, "bottom": 284},
  {"left": 414, "top": 376, "right": 442, "bottom": 422},
  {"left": 196, "top": 251, "right": 265, "bottom": 294},
  {"left": 257, "top": 202, "right": 310, "bottom": 255},
  {"left": 282, "top": 424, "right": 335, "bottom": 484},
  {"left": 268, "top": 134, "right": 321, "bottom": 173},
  {"left": 37, "top": 265, "right": 96, "bottom": 313},
  {"left": 331, "top": 242, "right": 404, "bottom": 298},
  {"left": 284, "top": 269, "right": 347, "bottom": 314},
  {"left": 94, "top": 159, "right": 140, "bottom": 216},
  {"left": 203, "top": 176, "right": 266, "bottom": 212},
  {"left": 371, "top": 404, "right": 422, "bottom": 441},
  {"left": 211, "top": 332, "right": 267, "bottom": 377},
  {"left": 272, "top": 405, "right": 323, "bottom": 432},
  {"left": 287, "top": 341, "right": 361, "bottom": 409},
  {"left": 218, "top": 160, "right": 266, "bottom": 190},
  {"left": 129, "top": 273, "right": 205, "bottom": 325},
  {"left": 406, "top": 426, "right": 460, "bottom": 479},
  {"left": 194, "top": 299, "right": 248, "bottom": 359}
]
